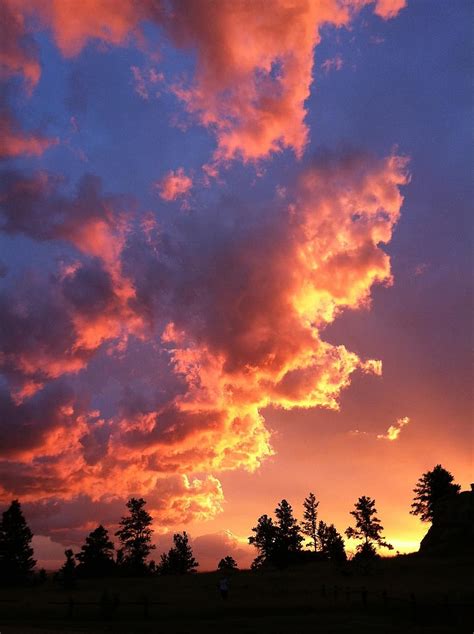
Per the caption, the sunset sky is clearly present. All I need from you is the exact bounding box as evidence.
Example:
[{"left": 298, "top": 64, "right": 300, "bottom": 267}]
[{"left": 0, "top": 0, "right": 472, "bottom": 570}]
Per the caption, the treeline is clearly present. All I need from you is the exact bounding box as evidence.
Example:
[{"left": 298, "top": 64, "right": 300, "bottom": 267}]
[
  {"left": 60, "top": 498, "right": 200, "bottom": 585},
  {"left": 245, "top": 463, "right": 459, "bottom": 569},
  {"left": 249, "top": 495, "right": 383, "bottom": 570},
  {"left": 0, "top": 464, "right": 461, "bottom": 585}
]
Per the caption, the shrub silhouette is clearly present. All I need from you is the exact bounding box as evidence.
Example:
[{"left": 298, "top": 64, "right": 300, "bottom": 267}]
[{"left": 218, "top": 555, "right": 238, "bottom": 572}]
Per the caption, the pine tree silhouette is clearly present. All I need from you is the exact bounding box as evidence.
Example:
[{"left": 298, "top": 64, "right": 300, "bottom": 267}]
[
  {"left": 76, "top": 525, "right": 115, "bottom": 577},
  {"left": 0, "top": 500, "right": 36, "bottom": 584},
  {"left": 159, "top": 531, "right": 199, "bottom": 574},
  {"left": 249, "top": 514, "right": 277, "bottom": 569},
  {"left": 302, "top": 492, "right": 319, "bottom": 552},
  {"left": 115, "top": 498, "right": 155, "bottom": 575},
  {"left": 345, "top": 496, "right": 392, "bottom": 560},
  {"left": 411, "top": 464, "right": 460, "bottom": 522},
  {"left": 275, "top": 499, "right": 303, "bottom": 558},
  {"left": 318, "top": 521, "right": 346, "bottom": 563},
  {"left": 249, "top": 500, "right": 303, "bottom": 568},
  {"left": 60, "top": 549, "right": 76, "bottom": 589}
]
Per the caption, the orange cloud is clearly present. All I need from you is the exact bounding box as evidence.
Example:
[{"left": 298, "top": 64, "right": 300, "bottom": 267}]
[
  {"left": 156, "top": 168, "right": 193, "bottom": 202},
  {"left": 377, "top": 416, "right": 410, "bottom": 441},
  {"left": 145, "top": 153, "right": 409, "bottom": 485}
]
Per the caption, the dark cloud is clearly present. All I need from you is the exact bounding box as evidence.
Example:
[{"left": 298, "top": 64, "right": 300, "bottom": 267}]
[
  {"left": 0, "top": 170, "right": 129, "bottom": 247},
  {"left": 0, "top": 379, "right": 78, "bottom": 458}
]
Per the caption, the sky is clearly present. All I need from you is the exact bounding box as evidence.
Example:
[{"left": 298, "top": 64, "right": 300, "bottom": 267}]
[{"left": 0, "top": 0, "right": 472, "bottom": 571}]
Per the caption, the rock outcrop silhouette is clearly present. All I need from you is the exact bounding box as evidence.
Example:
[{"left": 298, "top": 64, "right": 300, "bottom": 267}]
[{"left": 419, "top": 485, "right": 474, "bottom": 555}]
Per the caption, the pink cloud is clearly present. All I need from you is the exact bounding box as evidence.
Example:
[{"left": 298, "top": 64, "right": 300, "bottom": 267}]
[
  {"left": 0, "top": 112, "right": 57, "bottom": 158},
  {"left": 192, "top": 530, "right": 253, "bottom": 571},
  {"left": 23, "top": 0, "right": 151, "bottom": 58},
  {"left": 321, "top": 55, "right": 344, "bottom": 74},
  {"left": 0, "top": 0, "right": 41, "bottom": 89},
  {"left": 373, "top": 0, "right": 407, "bottom": 20},
  {"left": 165, "top": 1, "right": 405, "bottom": 166},
  {"left": 156, "top": 168, "right": 193, "bottom": 202},
  {"left": 4, "top": 1, "right": 405, "bottom": 166}
]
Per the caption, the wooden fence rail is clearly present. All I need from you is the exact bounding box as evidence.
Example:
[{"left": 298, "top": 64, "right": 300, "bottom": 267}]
[{"left": 0, "top": 586, "right": 472, "bottom": 625}]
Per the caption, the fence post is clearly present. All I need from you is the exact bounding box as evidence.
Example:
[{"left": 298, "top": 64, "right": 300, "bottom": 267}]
[
  {"left": 113, "top": 592, "right": 120, "bottom": 617},
  {"left": 143, "top": 595, "right": 149, "bottom": 619},
  {"left": 361, "top": 586, "right": 368, "bottom": 608},
  {"left": 382, "top": 589, "right": 388, "bottom": 611},
  {"left": 67, "top": 597, "right": 74, "bottom": 619},
  {"left": 443, "top": 594, "right": 451, "bottom": 624},
  {"left": 100, "top": 589, "right": 112, "bottom": 620}
]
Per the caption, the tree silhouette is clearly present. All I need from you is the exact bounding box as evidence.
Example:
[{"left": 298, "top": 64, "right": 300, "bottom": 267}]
[
  {"left": 274, "top": 499, "right": 303, "bottom": 563},
  {"left": 60, "top": 549, "right": 76, "bottom": 589},
  {"left": 115, "top": 498, "right": 155, "bottom": 574},
  {"left": 159, "top": 531, "right": 199, "bottom": 574},
  {"left": 318, "top": 521, "right": 346, "bottom": 563},
  {"left": 411, "top": 464, "right": 460, "bottom": 522},
  {"left": 345, "top": 496, "right": 392, "bottom": 556},
  {"left": 76, "top": 525, "right": 115, "bottom": 578},
  {"left": 0, "top": 500, "right": 36, "bottom": 584},
  {"left": 249, "top": 500, "right": 303, "bottom": 568},
  {"left": 302, "top": 492, "right": 319, "bottom": 552},
  {"left": 218, "top": 555, "right": 238, "bottom": 572},
  {"left": 249, "top": 514, "right": 277, "bottom": 569}
]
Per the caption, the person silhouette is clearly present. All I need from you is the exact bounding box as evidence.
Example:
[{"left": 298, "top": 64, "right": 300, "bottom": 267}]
[{"left": 219, "top": 576, "right": 229, "bottom": 600}]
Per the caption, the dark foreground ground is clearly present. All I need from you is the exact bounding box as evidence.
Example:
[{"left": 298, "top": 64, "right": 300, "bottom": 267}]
[{"left": 0, "top": 555, "right": 472, "bottom": 633}]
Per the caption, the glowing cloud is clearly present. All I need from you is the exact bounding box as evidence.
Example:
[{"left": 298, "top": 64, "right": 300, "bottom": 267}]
[
  {"left": 377, "top": 416, "right": 411, "bottom": 441},
  {"left": 0, "top": 1, "right": 410, "bottom": 542},
  {"left": 0, "top": 151, "right": 409, "bottom": 540}
]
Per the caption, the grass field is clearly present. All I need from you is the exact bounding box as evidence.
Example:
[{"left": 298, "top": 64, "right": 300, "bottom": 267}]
[{"left": 0, "top": 555, "right": 472, "bottom": 633}]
